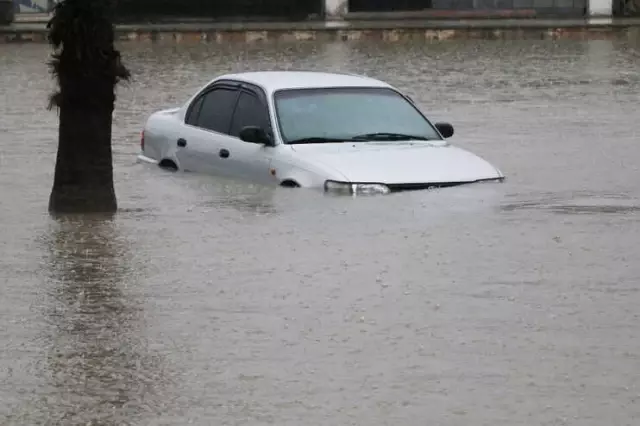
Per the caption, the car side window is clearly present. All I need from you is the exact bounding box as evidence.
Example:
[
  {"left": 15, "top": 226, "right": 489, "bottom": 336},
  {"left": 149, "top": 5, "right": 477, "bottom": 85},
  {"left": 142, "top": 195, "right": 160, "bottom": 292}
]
[
  {"left": 192, "top": 87, "right": 239, "bottom": 134},
  {"left": 229, "top": 91, "right": 270, "bottom": 140},
  {"left": 185, "top": 96, "right": 204, "bottom": 126}
]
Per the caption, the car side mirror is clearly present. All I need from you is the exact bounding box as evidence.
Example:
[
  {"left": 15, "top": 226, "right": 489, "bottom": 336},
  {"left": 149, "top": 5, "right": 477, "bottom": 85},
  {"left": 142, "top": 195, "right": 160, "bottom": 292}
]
[
  {"left": 239, "top": 126, "right": 273, "bottom": 146},
  {"left": 435, "top": 122, "right": 454, "bottom": 139}
]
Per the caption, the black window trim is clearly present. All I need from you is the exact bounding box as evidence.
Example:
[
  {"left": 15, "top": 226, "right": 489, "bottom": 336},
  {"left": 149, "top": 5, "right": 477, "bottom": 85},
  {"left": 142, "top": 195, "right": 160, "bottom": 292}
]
[
  {"left": 184, "top": 79, "right": 242, "bottom": 135},
  {"left": 228, "top": 83, "right": 274, "bottom": 143}
]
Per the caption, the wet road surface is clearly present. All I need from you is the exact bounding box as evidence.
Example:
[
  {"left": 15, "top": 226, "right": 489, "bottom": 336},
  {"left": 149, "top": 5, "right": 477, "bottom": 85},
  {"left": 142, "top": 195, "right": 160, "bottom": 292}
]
[{"left": 1, "top": 39, "right": 640, "bottom": 425}]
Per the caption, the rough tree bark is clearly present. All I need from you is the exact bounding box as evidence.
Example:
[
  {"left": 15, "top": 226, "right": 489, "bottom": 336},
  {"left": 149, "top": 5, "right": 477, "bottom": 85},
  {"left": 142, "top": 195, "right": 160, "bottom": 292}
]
[{"left": 47, "top": 0, "right": 130, "bottom": 214}]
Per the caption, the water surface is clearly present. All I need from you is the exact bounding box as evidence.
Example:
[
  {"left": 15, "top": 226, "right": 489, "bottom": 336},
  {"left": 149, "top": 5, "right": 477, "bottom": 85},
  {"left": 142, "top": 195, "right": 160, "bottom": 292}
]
[{"left": 1, "top": 39, "right": 639, "bottom": 425}]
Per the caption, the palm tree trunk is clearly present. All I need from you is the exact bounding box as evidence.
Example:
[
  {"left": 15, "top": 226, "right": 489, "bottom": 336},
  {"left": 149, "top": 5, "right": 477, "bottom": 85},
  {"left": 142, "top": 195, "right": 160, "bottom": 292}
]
[
  {"left": 49, "top": 106, "right": 117, "bottom": 213},
  {"left": 47, "top": 0, "right": 130, "bottom": 215}
]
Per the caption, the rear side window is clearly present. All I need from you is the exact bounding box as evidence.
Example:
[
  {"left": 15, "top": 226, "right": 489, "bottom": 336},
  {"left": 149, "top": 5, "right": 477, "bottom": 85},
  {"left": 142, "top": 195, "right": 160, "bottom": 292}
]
[
  {"left": 185, "top": 97, "right": 204, "bottom": 126},
  {"left": 191, "top": 88, "right": 239, "bottom": 134}
]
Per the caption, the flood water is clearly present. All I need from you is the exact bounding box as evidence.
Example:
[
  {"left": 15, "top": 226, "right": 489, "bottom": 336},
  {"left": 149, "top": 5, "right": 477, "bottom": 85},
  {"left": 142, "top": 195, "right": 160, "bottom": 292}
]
[{"left": 1, "top": 38, "right": 640, "bottom": 425}]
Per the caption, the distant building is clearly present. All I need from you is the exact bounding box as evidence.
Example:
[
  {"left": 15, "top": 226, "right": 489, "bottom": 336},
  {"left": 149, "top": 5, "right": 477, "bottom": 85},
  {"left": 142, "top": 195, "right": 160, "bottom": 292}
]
[{"left": 14, "top": 0, "right": 54, "bottom": 13}]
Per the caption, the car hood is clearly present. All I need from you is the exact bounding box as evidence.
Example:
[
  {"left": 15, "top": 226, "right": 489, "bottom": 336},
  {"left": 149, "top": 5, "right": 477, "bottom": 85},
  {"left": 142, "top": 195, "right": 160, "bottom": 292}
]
[{"left": 290, "top": 141, "right": 503, "bottom": 184}]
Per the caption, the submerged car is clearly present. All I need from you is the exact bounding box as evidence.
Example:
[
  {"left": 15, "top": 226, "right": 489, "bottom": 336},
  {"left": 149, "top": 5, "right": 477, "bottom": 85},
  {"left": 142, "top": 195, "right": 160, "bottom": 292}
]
[{"left": 137, "top": 71, "right": 504, "bottom": 195}]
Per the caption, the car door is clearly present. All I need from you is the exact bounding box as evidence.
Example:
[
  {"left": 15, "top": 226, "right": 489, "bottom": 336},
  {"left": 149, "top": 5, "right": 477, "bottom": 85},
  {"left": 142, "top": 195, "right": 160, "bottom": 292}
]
[
  {"left": 175, "top": 83, "right": 240, "bottom": 175},
  {"left": 216, "top": 85, "right": 278, "bottom": 184}
]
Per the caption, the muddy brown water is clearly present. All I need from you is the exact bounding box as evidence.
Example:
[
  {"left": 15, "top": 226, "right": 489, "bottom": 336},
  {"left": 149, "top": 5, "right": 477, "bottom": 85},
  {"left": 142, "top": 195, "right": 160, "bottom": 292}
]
[{"left": 1, "top": 39, "right": 639, "bottom": 425}]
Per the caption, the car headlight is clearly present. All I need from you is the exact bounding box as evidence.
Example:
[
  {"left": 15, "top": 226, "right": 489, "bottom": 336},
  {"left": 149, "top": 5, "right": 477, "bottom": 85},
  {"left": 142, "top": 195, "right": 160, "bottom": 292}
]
[{"left": 324, "top": 180, "right": 391, "bottom": 195}]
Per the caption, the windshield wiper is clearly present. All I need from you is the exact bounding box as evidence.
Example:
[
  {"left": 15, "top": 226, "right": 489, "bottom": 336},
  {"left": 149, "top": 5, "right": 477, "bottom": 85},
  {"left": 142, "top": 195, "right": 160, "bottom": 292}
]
[
  {"left": 350, "top": 132, "right": 433, "bottom": 141},
  {"left": 287, "top": 137, "right": 346, "bottom": 144}
]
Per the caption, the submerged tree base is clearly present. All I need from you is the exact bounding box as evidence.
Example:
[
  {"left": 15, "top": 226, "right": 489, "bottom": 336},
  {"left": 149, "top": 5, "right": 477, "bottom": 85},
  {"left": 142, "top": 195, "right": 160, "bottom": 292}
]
[
  {"left": 48, "top": 105, "right": 120, "bottom": 214},
  {"left": 48, "top": 186, "right": 117, "bottom": 214}
]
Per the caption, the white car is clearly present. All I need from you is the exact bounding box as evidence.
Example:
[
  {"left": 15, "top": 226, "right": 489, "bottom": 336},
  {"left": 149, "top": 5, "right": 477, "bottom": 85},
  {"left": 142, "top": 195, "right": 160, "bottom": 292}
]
[{"left": 137, "top": 70, "right": 504, "bottom": 195}]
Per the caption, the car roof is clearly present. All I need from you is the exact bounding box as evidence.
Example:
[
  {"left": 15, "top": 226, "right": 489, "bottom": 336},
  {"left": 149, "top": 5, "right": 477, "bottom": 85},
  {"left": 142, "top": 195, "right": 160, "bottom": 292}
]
[{"left": 212, "top": 71, "right": 392, "bottom": 93}]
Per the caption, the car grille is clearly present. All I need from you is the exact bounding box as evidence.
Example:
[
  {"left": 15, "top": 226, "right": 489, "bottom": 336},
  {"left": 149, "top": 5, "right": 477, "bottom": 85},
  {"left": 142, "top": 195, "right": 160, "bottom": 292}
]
[{"left": 386, "top": 177, "right": 503, "bottom": 192}]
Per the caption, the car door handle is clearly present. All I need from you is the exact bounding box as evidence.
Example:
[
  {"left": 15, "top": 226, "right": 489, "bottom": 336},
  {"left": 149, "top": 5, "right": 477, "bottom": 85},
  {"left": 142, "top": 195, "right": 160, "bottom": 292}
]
[
  {"left": 177, "top": 138, "right": 187, "bottom": 147},
  {"left": 219, "top": 149, "right": 230, "bottom": 158}
]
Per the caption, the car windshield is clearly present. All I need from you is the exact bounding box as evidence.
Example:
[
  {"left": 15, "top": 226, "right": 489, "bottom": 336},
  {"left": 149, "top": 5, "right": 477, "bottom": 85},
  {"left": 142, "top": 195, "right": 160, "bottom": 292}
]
[{"left": 273, "top": 87, "right": 442, "bottom": 144}]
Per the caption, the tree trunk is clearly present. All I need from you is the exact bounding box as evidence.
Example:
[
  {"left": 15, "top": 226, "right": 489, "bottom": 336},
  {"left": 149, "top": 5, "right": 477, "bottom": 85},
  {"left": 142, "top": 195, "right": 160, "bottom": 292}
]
[
  {"left": 49, "top": 106, "right": 117, "bottom": 213},
  {"left": 46, "top": 0, "right": 130, "bottom": 215}
]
